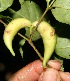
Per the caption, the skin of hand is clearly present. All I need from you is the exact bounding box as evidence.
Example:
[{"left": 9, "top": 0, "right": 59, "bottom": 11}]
[{"left": 8, "top": 60, "right": 70, "bottom": 81}]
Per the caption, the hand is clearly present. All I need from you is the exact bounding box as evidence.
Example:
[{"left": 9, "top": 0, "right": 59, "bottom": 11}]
[{"left": 9, "top": 60, "right": 70, "bottom": 81}]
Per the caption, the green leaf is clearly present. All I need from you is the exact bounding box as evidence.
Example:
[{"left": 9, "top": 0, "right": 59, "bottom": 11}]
[
  {"left": 19, "top": 39, "right": 26, "bottom": 58},
  {"left": 19, "top": 39, "right": 26, "bottom": 46},
  {"left": 25, "top": 27, "right": 41, "bottom": 41},
  {"left": 11, "top": 1, "right": 42, "bottom": 22},
  {"left": 51, "top": 0, "right": 70, "bottom": 25},
  {"left": 9, "top": 1, "right": 43, "bottom": 41},
  {"left": 0, "top": 14, "right": 3, "bottom": 18},
  {"left": 0, "top": 0, "right": 14, "bottom": 12},
  {"left": 19, "top": 0, "right": 24, "bottom": 4},
  {"left": 55, "top": 37, "right": 70, "bottom": 59},
  {"left": 19, "top": 47, "right": 24, "bottom": 58}
]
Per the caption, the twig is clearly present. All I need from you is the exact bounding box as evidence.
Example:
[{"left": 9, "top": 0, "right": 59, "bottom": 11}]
[
  {"left": 0, "top": 19, "right": 7, "bottom": 27},
  {"left": 49, "top": 0, "right": 56, "bottom": 8},
  {"left": 30, "top": 0, "right": 56, "bottom": 40},
  {"left": 30, "top": 8, "right": 49, "bottom": 40},
  {"left": 18, "top": 33, "right": 43, "bottom": 60}
]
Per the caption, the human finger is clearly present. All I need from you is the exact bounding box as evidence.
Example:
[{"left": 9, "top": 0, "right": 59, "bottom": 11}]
[
  {"left": 59, "top": 71, "right": 70, "bottom": 81},
  {"left": 9, "top": 60, "right": 43, "bottom": 81},
  {"left": 38, "top": 68, "right": 61, "bottom": 81},
  {"left": 47, "top": 60, "right": 61, "bottom": 70}
]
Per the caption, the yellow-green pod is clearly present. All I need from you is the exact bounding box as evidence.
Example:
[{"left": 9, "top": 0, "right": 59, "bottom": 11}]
[
  {"left": 3, "top": 18, "right": 56, "bottom": 68},
  {"left": 3, "top": 18, "right": 32, "bottom": 56},
  {"left": 32, "top": 21, "right": 57, "bottom": 68}
]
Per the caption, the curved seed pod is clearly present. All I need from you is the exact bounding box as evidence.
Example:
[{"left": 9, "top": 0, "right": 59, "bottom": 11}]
[
  {"left": 3, "top": 18, "right": 32, "bottom": 56},
  {"left": 3, "top": 18, "right": 56, "bottom": 68},
  {"left": 32, "top": 21, "right": 57, "bottom": 68}
]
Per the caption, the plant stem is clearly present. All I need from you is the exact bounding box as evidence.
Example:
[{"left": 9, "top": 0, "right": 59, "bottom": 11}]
[
  {"left": 30, "top": 8, "right": 49, "bottom": 40},
  {"left": 0, "top": 19, "right": 7, "bottom": 27},
  {"left": 30, "top": 0, "right": 56, "bottom": 40},
  {"left": 18, "top": 33, "right": 43, "bottom": 60},
  {"left": 17, "top": 0, "right": 56, "bottom": 62},
  {"left": 29, "top": 40, "right": 43, "bottom": 60},
  {"left": 49, "top": 0, "right": 56, "bottom": 8}
]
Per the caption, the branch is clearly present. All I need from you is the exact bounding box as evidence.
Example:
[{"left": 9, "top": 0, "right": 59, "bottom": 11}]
[
  {"left": 18, "top": 33, "right": 43, "bottom": 60},
  {"left": 0, "top": 19, "right": 7, "bottom": 27},
  {"left": 30, "top": 0, "right": 56, "bottom": 40}
]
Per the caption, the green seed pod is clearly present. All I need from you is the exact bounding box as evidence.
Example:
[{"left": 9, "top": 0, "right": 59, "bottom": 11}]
[
  {"left": 3, "top": 18, "right": 32, "bottom": 56},
  {"left": 3, "top": 18, "right": 56, "bottom": 68},
  {"left": 32, "top": 21, "right": 57, "bottom": 68}
]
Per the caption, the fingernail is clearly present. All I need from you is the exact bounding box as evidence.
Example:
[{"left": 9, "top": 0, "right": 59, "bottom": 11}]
[{"left": 48, "top": 60, "right": 61, "bottom": 70}]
